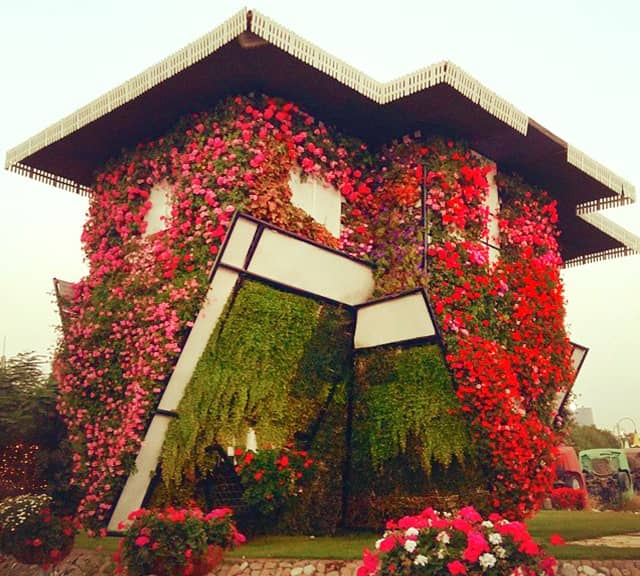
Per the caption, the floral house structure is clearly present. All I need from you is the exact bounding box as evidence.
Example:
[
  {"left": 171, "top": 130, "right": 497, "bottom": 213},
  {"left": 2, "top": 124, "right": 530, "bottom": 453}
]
[{"left": 6, "top": 9, "right": 638, "bottom": 534}]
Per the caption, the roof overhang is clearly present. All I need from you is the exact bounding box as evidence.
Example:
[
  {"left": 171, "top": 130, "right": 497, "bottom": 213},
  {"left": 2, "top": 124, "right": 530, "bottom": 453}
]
[
  {"left": 53, "top": 278, "right": 76, "bottom": 329},
  {"left": 4, "top": 8, "right": 637, "bottom": 263}
]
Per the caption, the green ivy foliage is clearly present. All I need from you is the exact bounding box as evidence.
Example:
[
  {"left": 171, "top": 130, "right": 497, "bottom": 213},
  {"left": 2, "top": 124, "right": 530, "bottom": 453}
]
[
  {"left": 160, "top": 279, "right": 354, "bottom": 504},
  {"left": 352, "top": 344, "right": 471, "bottom": 476},
  {"left": 274, "top": 304, "right": 352, "bottom": 534}
]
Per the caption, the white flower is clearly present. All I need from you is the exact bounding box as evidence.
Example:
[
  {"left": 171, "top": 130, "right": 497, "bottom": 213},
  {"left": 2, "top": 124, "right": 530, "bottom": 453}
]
[
  {"left": 481, "top": 520, "right": 494, "bottom": 529},
  {"left": 404, "top": 540, "right": 417, "bottom": 553},
  {"left": 375, "top": 538, "right": 384, "bottom": 550},
  {"left": 437, "top": 548, "right": 446, "bottom": 559},
  {"left": 495, "top": 546, "right": 507, "bottom": 559},
  {"left": 488, "top": 532, "right": 502, "bottom": 545},
  {"left": 414, "top": 555, "right": 429, "bottom": 566},
  {"left": 405, "top": 527, "right": 420, "bottom": 538},
  {"left": 479, "top": 553, "right": 497, "bottom": 570},
  {"left": 436, "top": 531, "right": 450, "bottom": 544}
]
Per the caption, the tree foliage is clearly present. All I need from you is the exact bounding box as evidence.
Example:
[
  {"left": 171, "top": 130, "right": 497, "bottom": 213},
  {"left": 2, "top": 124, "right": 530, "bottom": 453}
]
[
  {"left": 0, "top": 352, "right": 54, "bottom": 445},
  {"left": 568, "top": 423, "right": 619, "bottom": 452},
  {"left": 0, "top": 352, "right": 80, "bottom": 512}
]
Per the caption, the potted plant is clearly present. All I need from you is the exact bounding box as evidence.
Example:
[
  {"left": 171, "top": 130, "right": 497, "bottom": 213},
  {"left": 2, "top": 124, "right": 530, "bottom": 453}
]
[
  {"left": 114, "top": 505, "right": 245, "bottom": 576},
  {"left": 234, "top": 447, "right": 315, "bottom": 516},
  {"left": 357, "top": 506, "right": 556, "bottom": 576},
  {"left": 0, "top": 493, "right": 77, "bottom": 572}
]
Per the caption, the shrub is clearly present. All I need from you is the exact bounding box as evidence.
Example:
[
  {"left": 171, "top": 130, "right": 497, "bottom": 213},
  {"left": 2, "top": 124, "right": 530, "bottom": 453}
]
[
  {"left": 0, "top": 493, "right": 76, "bottom": 569},
  {"left": 114, "top": 505, "right": 244, "bottom": 576},
  {"left": 550, "top": 487, "right": 587, "bottom": 510},
  {"left": 0, "top": 443, "right": 46, "bottom": 499},
  {"left": 357, "top": 506, "right": 556, "bottom": 576}
]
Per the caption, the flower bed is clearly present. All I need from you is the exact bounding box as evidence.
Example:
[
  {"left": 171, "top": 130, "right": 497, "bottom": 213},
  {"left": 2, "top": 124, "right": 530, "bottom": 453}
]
[{"left": 357, "top": 506, "right": 556, "bottom": 576}]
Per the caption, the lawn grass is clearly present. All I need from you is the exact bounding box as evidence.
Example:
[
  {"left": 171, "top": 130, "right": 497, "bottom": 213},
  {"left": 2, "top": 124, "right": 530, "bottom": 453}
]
[
  {"left": 226, "top": 532, "right": 377, "bottom": 560},
  {"left": 75, "top": 511, "right": 640, "bottom": 561},
  {"left": 526, "top": 510, "right": 640, "bottom": 541},
  {"left": 75, "top": 532, "right": 121, "bottom": 553}
]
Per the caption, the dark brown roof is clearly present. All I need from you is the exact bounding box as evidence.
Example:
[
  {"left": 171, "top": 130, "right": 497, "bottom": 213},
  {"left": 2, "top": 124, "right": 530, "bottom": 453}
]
[{"left": 5, "top": 9, "right": 636, "bottom": 263}]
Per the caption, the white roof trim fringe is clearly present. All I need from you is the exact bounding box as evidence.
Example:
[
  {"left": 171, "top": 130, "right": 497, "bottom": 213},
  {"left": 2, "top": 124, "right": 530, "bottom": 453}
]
[
  {"left": 4, "top": 8, "right": 249, "bottom": 175},
  {"left": 568, "top": 145, "right": 636, "bottom": 201},
  {"left": 9, "top": 162, "right": 92, "bottom": 196},
  {"left": 563, "top": 245, "right": 637, "bottom": 268},
  {"left": 572, "top": 211, "right": 640, "bottom": 262},
  {"left": 251, "top": 12, "right": 530, "bottom": 133}
]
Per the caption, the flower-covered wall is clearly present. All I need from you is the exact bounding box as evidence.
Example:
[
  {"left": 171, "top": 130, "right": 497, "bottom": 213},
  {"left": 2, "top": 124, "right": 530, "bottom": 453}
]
[{"left": 54, "top": 94, "right": 574, "bottom": 532}]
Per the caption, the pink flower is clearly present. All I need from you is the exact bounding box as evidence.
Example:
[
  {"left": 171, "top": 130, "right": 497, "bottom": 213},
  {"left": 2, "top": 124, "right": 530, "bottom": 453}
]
[
  {"left": 447, "top": 560, "right": 467, "bottom": 575},
  {"left": 205, "top": 507, "right": 233, "bottom": 520},
  {"left": 462, "top": 531, "right": 489, "bottom": 562},
  {"left": 358, "top": 548, "right": 378, "bottom": 576},
  {"left": 233, "top": 528, "right": 247, "bottom": 545},
  {"left": 378, "top": 536, "right": 396, "bottom": 553},
  {"left": 134, "top": 535, "right": 150, "bottom": 547},
  {"left": 458, "top": 506, "right": 483, "bottom": 524}
]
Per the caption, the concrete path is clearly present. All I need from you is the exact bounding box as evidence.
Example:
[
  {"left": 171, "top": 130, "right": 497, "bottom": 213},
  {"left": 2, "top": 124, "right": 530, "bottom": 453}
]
[{"left": 2, "top": 549, "right": 640, "bottom": 576}]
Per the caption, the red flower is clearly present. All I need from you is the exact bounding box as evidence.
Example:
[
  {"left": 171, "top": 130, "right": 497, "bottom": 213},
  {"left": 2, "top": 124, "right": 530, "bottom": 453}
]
[
  {"left": 276, "top": 455, "right": 289, "bottom": 469},
  {"left": 549, "top": 534, "right": 566, "bottom": 546},
  {"left": 519, "top": 538, "right": 540, "bottom": 556}
]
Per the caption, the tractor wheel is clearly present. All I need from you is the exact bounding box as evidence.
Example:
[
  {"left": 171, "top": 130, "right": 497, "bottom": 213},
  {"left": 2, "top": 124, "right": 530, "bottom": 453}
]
[
  {"left": 617, "top": 471, "right": 631, "bottom": 492},
  {"left": 568, "top": 474, "right": 583, "bottom": 490}
]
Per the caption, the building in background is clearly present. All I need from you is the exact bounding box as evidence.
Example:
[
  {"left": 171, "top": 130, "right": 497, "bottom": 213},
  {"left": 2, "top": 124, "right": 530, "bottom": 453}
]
[{"left": 575, "top": 407, "right": 596, "bottom": 427}]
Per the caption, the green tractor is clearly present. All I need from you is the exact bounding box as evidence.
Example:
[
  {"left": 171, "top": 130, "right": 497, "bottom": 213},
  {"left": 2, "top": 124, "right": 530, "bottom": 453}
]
[
  {"left": 579, "top": 448, "right": 635, "bottom": 505},
  {"left": 624, "top": 448, "right": 640, "bottom": 493}
]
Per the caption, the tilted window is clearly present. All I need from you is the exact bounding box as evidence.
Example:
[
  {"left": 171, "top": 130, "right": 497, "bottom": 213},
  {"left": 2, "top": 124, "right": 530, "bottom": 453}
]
[
  {"left": 288, "top": 171, "right": 342, "bottom": 237},
  {"left": 143, "top": 182, "right": 172, "bottom": 236}
]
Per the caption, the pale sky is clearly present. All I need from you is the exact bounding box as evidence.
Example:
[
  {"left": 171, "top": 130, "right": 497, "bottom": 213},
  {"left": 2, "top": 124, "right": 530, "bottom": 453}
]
[{"left": 1, "top": 0, "right": 638, "bottom": 432}]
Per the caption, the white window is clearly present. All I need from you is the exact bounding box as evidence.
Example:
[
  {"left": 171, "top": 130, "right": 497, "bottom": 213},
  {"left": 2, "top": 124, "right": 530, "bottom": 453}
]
[
  {"left": 288, "top": 171, "right": 342, "bottom": 237},
  {"left": 144, "top": 182, "right": 172, "bottom": 236},
  {"left": 485, "top": 165, "right": 500, "bottom": 266}
]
